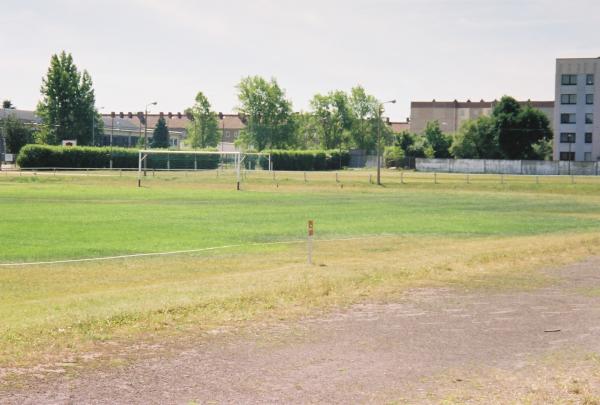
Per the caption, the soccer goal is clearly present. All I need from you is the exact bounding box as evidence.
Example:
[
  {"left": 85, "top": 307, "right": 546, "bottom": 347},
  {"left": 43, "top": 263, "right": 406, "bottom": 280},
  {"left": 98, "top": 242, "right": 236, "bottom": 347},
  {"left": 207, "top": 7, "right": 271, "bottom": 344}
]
[{"left": 136, "top": 150, "right": 272, "bottom": 188}]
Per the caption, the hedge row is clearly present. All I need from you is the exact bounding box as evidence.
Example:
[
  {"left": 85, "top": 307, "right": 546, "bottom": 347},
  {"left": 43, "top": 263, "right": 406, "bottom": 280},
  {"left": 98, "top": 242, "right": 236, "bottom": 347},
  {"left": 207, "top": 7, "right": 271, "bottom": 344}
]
[
  {"left": 258, "top": 150, "right": 350, "bottom": 171},
  {"left": 16, "top": 145, "right": 220, "bottom": 169}
]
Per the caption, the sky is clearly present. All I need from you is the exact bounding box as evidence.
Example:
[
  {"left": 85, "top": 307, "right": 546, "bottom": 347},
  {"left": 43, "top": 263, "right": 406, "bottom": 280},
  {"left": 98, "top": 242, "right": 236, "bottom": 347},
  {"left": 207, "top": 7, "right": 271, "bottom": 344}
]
[{"left": 2, "top": 0, "right": 600, "bottom": 121}]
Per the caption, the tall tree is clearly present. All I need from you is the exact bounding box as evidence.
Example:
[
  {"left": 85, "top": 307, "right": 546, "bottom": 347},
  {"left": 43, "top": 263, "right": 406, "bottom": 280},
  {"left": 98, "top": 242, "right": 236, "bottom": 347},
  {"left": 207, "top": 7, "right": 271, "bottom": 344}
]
[
  {"left": 450, "top": 116, "right": 500, "bottom": 159},
  {"left": 293, "top": 112, "right": 320, "bottom": 149},
  {"left": 2, "top": 100, "right": 14, "bottom": 109},
  {"left": 493, "top": 96, "right": 552, "bottom": 159},
  {"left": 36, "top": 51, "right": 102, "bottom": 145},
  {"left": 236, "top": 76, "right": 295, "bottom": 150},
  {"left": 1, "top": 114, "right": 34, "bottom": 154},
  {"left": 310, "top": 91, "right": 352, "bottom": 150},
  {"left": 348, "top": 86, "right": 379, "bottom": 151},
  {"left": 186, "top": 91, "right": 219, "bottom": 148},
  {"left": 423, "top": 121, "right": 452, "bottom": 158},
  {"left": 151, "top": 116, "right": 170, "bottom": 148}
]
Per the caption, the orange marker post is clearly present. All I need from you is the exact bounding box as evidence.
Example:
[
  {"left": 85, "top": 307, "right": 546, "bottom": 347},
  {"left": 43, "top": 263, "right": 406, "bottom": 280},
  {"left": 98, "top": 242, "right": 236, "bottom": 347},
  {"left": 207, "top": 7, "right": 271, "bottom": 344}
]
[{"left": 307, "top": 220, "right": 314, "bottom": 265}]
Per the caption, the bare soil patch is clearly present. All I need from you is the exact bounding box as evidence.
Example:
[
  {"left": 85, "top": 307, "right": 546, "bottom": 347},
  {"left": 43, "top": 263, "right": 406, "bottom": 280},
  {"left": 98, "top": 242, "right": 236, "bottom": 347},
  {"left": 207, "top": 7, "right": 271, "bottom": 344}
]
[{"left": 3, "top": 258, "right": 600, "bottom": 404}]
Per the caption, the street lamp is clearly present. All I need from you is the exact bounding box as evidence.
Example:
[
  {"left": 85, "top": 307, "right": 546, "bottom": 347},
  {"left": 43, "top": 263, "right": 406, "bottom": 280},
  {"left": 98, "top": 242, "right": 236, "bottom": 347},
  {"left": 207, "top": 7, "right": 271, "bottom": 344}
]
[
  {"left": 92, "top": 106, "right": 104, "bottom": 146},
  {"left": 377, "top": 99, "right": 396, "bottom": 185},
  {"left": 143, "top": 102, "right": 157, "bottom": 176},
  {"left": 568, "top": 133, "right": 574, "bottom": 175},
  {"left": 144, "top": 101, "right": 157, "bottom": 149}
]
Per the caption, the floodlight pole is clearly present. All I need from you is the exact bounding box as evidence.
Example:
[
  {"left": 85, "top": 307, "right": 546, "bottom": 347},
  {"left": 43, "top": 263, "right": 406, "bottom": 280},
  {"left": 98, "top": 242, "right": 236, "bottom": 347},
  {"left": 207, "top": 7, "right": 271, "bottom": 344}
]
[{"left": 377, "top": 99, "right": 396, "bottom": 185}]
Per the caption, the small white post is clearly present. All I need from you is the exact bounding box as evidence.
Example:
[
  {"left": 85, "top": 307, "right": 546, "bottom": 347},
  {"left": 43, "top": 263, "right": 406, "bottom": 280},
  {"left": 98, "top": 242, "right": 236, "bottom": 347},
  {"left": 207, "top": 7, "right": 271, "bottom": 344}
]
[{"left": 268, "top": 154, "right": 272, "bottom": 172}]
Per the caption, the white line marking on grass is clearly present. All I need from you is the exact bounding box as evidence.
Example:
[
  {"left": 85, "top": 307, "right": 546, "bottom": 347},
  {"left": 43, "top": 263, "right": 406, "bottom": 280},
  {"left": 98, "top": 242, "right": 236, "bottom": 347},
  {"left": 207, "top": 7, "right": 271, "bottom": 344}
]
[{"left": 0, "top": 235, "right": 393, "bottom": 267}]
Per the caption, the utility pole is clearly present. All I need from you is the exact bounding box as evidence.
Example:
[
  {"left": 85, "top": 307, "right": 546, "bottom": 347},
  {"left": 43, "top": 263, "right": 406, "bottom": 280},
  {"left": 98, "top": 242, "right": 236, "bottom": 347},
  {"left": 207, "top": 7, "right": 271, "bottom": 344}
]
[
  {"left": 377, "top": 99, "right": 396, "bottom": 185},
  {"left": 144, "top": 102, "right": 157, "bottom": 176}
]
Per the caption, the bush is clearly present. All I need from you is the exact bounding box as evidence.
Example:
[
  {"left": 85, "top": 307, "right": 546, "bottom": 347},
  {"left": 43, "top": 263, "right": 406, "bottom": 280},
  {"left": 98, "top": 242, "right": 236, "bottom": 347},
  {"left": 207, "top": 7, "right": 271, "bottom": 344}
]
[
  {"left": 384, "top": 146, "right": 405, "bottom": 168},
  {"left": 258, "top": 150, "right": 350, "bottom": 171},
  {"left": 16, "top": 145, "right": 219, "bottom": 169}
]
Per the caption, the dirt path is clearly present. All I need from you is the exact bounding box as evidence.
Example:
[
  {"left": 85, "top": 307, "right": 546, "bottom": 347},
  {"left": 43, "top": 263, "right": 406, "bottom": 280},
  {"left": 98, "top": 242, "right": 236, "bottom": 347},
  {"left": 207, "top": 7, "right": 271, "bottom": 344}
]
[{"left": 3, "top": 258, "right": 600, "bottom": 404}]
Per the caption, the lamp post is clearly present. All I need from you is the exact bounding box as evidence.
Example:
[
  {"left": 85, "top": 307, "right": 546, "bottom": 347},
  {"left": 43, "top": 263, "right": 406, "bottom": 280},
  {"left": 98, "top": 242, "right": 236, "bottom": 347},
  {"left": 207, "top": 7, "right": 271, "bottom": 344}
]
[
  {"left": 143, "top": 101, "right": 157, "bottom": 175},
  {"left": 568, "top": 133, "right": 574, "bottom": 175},
  {"left": 376, "top": 99, "right": 396, "bottom": 185},
  {"left": 92, "top": 106, "right": 104, "bottom": 146},
  {"left": 144, "top": 101, "right": 157, "bottom": 149}
]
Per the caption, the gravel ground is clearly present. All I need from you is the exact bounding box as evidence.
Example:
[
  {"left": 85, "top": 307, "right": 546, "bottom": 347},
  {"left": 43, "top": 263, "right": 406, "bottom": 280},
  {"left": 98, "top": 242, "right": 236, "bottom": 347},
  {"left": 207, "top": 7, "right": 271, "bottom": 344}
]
[{"left": 3, "top": 258, "right": 600, "bottom": 404}]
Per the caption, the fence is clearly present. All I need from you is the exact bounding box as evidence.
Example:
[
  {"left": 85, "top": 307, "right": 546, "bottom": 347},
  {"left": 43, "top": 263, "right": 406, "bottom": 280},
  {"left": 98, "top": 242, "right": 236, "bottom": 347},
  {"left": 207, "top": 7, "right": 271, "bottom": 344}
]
[{"left": 416, "top": 158, "right": 600, "bottom": 176}]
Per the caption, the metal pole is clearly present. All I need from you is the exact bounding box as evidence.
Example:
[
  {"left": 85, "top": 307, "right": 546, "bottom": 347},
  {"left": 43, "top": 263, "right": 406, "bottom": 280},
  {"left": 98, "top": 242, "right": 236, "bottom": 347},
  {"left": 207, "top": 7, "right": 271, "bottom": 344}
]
[
  {"left": 377, "top": 105, "right": 382, "bottom": 185},
  {"left": 111, "top": 115, "right": 114, "bottom": 146},
  {"left": 568, "top": 135, "right": 572, "bottom": 176}
]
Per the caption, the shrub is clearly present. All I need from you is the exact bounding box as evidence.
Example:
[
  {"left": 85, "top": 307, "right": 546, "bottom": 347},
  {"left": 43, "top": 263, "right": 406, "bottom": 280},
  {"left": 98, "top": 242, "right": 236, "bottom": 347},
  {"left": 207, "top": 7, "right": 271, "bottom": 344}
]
[
  {"left": 258, "top": 150, "right": 350, "bottom": 171},
  {"left": 16, "top": 145, "right": 219, "bottom": 169},
  {"left": 384, "top": 146, "right": 405, "bottom": 168}
]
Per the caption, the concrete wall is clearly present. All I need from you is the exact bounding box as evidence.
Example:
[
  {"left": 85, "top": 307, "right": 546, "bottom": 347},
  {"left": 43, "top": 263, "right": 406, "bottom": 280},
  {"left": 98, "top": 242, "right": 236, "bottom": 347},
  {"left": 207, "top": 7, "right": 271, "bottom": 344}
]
[{"left": 416, "top": 158, "right": 599, "bottom": 176}]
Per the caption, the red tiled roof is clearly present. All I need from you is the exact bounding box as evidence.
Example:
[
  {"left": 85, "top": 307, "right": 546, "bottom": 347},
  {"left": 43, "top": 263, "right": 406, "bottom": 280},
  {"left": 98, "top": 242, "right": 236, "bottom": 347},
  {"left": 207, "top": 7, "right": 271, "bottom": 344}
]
[
  {"left": 389, "top": 121, "right": 410, "bottom": 133},
  {"left": 102, "top": 113, "right": 246, "bottom": 131}
]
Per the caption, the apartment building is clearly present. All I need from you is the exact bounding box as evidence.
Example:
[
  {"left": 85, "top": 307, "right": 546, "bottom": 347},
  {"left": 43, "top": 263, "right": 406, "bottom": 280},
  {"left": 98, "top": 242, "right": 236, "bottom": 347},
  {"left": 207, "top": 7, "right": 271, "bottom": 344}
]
[
  {"left": 410, "top": 99, "right": 554, "bottom": 135},
  {"left": 554, "top": 58, "right": 600, "bottom": 161}
]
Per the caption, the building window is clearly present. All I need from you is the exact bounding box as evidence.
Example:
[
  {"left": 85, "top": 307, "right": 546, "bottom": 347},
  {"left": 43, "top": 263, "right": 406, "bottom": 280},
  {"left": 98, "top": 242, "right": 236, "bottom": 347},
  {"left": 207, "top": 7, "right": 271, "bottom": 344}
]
[
  {"left": 562, "top": 74, "right": 577, "bottom": 85},
  {"left": 587, "top": 94, "right": 594, "bottom": 104},
  {"left": 561, "top": 94, "right": 577, "bottom": 104},
  {"left": 561, "top": 113, "right": 576, "bottom": 124},
  {"left": 560, "top": 133, "right": 576, "bottom": 143},
  {"left": 586, "top": 113, "right": 594, "bottom": 124},
  {"left": 585, "top": 152, "right": 592, "bottom": 161},
  {"left": 585, "top": 132, "right": 593, "bottom": 143},
  {"left": 560, "top": 152, "right": 575, "bottom": 161},
  {"left": 587, "top": 74, "right": 594, "bottom": 85}
]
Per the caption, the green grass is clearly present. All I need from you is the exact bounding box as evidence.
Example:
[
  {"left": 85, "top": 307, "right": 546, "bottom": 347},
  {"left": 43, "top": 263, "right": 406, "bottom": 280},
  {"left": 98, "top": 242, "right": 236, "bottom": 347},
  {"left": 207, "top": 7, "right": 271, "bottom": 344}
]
[
  {"left": 1, "top": 172, "right": 600, "bottom": 262},
  {"left": 2, "top": 170, "right": 600, "bottom": 370}
]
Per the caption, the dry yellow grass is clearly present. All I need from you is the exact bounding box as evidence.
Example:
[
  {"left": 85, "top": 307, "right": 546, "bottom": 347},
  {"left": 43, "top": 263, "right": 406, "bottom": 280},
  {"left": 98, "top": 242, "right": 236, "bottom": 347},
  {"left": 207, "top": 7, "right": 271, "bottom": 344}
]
[{"left": 2, "top": 232, "right": 600, "bottom": 370}]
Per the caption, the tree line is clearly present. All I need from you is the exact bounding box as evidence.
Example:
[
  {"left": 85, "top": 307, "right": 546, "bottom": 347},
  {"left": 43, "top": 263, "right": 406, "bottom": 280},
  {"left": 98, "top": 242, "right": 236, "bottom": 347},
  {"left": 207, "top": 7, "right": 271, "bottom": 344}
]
[
  {"left": 385, "top": 96, "right": 553, "bottom": 167},
  {"left": 2, "top": 51, "right": 553, "bottom": 163}
]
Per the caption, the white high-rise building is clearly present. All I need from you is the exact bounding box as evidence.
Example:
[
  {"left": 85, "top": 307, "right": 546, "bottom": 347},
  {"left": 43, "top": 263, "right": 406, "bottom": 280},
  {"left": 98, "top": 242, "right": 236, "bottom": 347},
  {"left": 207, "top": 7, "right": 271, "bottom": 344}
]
[{"left": 554, "top": 58, "right": 600, "bottom": 162}]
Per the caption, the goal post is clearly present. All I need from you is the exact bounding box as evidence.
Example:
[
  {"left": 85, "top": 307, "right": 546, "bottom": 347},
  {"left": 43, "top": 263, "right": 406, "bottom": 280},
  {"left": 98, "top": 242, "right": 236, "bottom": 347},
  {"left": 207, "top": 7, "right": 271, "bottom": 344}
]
[{"left": 136, "top": 150, "right": 272, "bottom": 188}]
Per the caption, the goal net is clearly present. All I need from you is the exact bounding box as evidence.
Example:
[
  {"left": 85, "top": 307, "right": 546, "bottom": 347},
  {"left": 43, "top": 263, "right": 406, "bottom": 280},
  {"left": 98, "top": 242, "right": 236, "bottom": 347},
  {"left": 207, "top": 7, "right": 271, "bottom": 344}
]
[{"left": 137, "top": 150, "right": 272, "bottom": 186}]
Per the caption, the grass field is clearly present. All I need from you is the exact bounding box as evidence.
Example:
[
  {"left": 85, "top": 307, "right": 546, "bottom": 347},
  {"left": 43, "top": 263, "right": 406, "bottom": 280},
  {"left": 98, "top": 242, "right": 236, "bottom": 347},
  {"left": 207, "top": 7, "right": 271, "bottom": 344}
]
[{"left": 1, "top": 169, "right": 600, "bottom": 369}]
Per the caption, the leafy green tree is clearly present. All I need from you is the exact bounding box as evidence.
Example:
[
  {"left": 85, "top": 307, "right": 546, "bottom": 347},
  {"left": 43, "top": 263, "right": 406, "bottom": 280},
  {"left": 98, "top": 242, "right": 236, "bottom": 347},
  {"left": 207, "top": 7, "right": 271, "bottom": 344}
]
[
  {"left": 236, "top": 76, "right": 295, "bottom": 150},
  {"left": 310, "top": 91, "right": 352, "bottom": 150},
  {"left": 1, "top": 114, "right": 34, "bottom": 154},
  {"left": 423, "top": 121, "right": 452, "bottom": 158},
  {"left": 293, "top": 112, "right": 320, "bottom": 149},
  {"left": 493, "top": 96, "right": 552, "bottom": 159},
  {"left": 348, "top": 86, "right": 379, "bottom": 151},
  {"left": 36, "top": 51, "right": 102, "bottom": 145},
  {"left": 186, "top": 91, "right": 219, "bottom": 148},
  {"left": 450, "top": 116, "right": 500, "bottom": 159},
  {"left": 392, "top": 131, "right": 430, "bottom": 158},
  {"left": 2, "top": 100, "right": 14, "bottom": 109},
  {"left": 151, "top": 116, "right": 170, "bottom": 148}
]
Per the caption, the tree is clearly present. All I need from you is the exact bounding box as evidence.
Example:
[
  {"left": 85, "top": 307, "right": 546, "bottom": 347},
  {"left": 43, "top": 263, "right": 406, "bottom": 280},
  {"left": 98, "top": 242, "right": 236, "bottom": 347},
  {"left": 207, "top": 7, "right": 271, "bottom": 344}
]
[
  {"left": 293, "top": 112, "right": 320, "bottom": 149},
  {"left": 450, "top": 116, "right": 500, "bottom": 159},
  {"left": 348, "top": 86, "right": 379, "bottom": 151},
  {"left": 186, "top": 91, "right": 219, "bottom": 148},
  {"left": 493, "top": 96, "right": 552, "bottom": 159},
  {"left": 310, "top": 91, "right": 352, "bottom": 150},
  {"left": 2, "top": 100, "right": 14, "bottom": 109},
  {"left": 236, "top": 76, "right": 295, "bottom": 150},
  {"left": 423, "top": 121, "right": 452, "bottom": 158},
  {"left": 36, "top": 51, "right": 102, "bottom": 145},
  {"left": 392, "top": 131, "right": 431, "bottom": 158},
  {"left": 1, "top": 114, "right": 34, "bottom": 154},
  {"left": 151, "top": 116, "right": 170, "bottom": 148}
]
